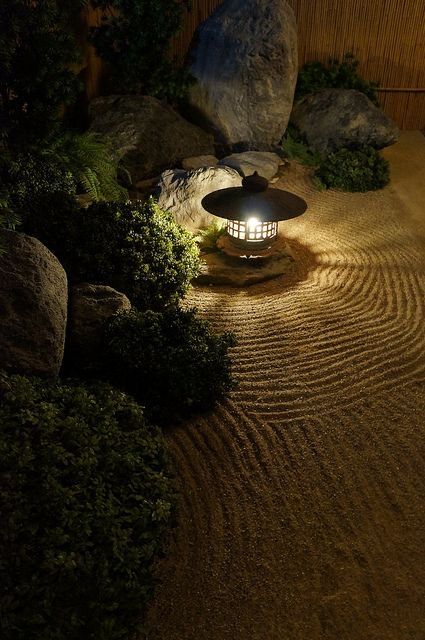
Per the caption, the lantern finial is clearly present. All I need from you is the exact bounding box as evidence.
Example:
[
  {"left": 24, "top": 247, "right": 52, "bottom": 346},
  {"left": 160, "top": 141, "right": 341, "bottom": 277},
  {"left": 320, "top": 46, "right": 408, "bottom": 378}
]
[{"left": 242, "top": 172, "right": 269, "bottom": 193}]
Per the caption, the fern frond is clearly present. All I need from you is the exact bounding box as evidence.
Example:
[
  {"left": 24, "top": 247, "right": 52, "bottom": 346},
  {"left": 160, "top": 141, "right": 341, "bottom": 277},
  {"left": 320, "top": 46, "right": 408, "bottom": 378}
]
[
  {"left": 42, "top": 132, "right": 128, "bottom": 202},
  {"left": 195, "top": 221, "right": 227, "bottom": 253},
  {"left": 281, "top": 129, "right": 322, "bottom": 167},
  {"left": 0, "top": 195, "right": 21, "bottom": 229},
  {"left": 0, "top": 194, "right": 21, "bottom": 256}
]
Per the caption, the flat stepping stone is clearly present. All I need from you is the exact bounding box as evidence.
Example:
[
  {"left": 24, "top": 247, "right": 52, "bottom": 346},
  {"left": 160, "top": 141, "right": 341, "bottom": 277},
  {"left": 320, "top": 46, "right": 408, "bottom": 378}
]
[
  {"left": 182, "top": 155, "right": 219, "bottom": 170},
  {"left": 218, "top": 151, "right": 284, "bottom": 180}
]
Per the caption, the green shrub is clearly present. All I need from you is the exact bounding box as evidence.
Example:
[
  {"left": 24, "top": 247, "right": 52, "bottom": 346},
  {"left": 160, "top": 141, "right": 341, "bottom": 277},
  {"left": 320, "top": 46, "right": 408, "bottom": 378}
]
[
  {"left": 0, "top": 0, "right": 82, "bottom": 147},
  {"left": 296, "top": 52, "right": 379, "bottom": 104},
  {"left": 0, "top": 153, "right": 76, "bottom": 217},
  {"left": 0, "top": 374, "right": 175, "bottom": 640},
  {"left": 89, "top": 0, "right": 193, "bottom": 100},
  {"left": 96, "top": 307, "right": 236, "bottom": 423},
  {"left": 23, "top": 196, "right": 200, "bottom": 310},
  {"left": 20, "top": 192, "right": 80, "bottom": 256},
  {"left": 315, "top": 145, "right": 390, "bottom": 192},
  {"left": 281, "top": 126, "right": 322, "bottom": 167}
]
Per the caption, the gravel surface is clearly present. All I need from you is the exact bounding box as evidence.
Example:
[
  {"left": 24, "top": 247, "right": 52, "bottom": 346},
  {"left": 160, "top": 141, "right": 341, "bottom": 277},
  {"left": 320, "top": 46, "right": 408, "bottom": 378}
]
[{"left": 145, "top": 133, "right": 425, "bottom": 640}]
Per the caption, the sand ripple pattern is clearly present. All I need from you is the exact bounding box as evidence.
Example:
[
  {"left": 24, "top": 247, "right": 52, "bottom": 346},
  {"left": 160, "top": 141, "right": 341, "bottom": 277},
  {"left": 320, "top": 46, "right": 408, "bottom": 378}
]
[{"left": 146, "top": 142, "right": 425, "bottom": 640}]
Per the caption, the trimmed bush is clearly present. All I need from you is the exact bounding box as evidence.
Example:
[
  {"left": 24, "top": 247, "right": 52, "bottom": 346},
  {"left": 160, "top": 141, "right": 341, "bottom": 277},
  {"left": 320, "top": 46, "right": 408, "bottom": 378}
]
[
  {"left": 97, "top": 307, "right": 236, "bottom": 422},
  {"left": 295, "top": 52, "right": 379, "bottom": 104},
  {"left": 0, "top": 373, "right": 175, "bottom": 640},
  {"left": 23, "top": 196, "right": 200, "bottom": 310},
  {"left": 315, "top": 146, "right": 390, "bottom": 192},
  {"left": 1, "top": 153, "right": 76, "bottom": 216}
]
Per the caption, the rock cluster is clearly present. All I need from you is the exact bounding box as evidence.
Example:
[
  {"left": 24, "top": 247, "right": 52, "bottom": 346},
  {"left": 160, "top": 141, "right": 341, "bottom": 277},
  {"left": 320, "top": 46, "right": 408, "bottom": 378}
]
[{"left": 0, "top": 233, "right": 131, "bottom": 378}]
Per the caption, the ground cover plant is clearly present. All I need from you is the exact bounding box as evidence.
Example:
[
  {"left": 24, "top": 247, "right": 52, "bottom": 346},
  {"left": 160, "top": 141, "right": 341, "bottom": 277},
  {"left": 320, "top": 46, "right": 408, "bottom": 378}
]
[
  {"left": 195, "top": 220, "right": 228, "bottom": 253},
  {"left": 281, "top": 125, "right": 322, "bottom": 167},
  {"left": 0, "top": 373, "right": 176, "bottom": 640},
  {"left": 23, "top": 196, "right": 200, "bottom": 310},
  {"left": 295, "top": 52, "right": 379, "bottom": 104},
  {"left": 97, "top": 307, "right": 236, "bottom": 423},
  {"left": 315, "top": 145, "right": 390, "bottom": 192}
]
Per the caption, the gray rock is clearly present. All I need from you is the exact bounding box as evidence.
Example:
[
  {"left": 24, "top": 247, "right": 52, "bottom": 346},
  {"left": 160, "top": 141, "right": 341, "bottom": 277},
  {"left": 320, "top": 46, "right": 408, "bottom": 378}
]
[
  {"left": 187, "top": 0, "right": 298, "bottom": 150},
  {"left": 89, "top": 95, "right": 215, "bottom": 182},
  {"left": 219, "top": 151, "right": 284, "bottom": 179},
  {"left": 0, "top": 231, "right": 67, "bottom": 377},
  {"left": 182, "top": 155, "right": 219, "bottom": 170},
  {"left": 67, "top": 283, "right": 131, "bottom": 371},
  {"left": 291, "top": 89, "right": 400, "bottom": 156},
  {"left": 156, "top": 166, "right": 242, "bottom": 231}
]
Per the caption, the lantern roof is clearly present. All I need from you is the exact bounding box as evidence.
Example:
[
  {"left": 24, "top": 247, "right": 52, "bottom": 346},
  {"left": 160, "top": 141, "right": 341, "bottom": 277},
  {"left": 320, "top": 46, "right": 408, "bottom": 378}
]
[{"left": 201, "top": 172, "right": 308, "bottom": 223}]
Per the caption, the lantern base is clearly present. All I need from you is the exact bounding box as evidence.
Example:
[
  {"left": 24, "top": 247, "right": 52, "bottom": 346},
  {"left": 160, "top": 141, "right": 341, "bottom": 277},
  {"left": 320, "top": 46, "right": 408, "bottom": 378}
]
[
  {"left": 217, "top": 234, "right": 280, "bottom": 259},
  {"left": 196, "top": 236, "right": 295, "bottom": 287}
]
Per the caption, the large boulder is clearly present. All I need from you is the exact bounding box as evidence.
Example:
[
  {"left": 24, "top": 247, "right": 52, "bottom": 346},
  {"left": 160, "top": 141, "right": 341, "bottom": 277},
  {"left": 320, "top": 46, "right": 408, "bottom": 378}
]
[
  {"left": 155, "top": 166, "right": 242, "bottom": 231},
  {"left": 67, "top": 283, "right": 131, "bottom": 372},
  {"left": 291, "top": 89, "right": 400, "bottom": 156},
  {"left": 187, "top": 0, "right": 298, "bottom": 150},
  {"left": 218, "top": 151, "right": 284, "bottom": 179},
  {"left": 0, "top": 231, "right": 67, "bottom": 377},
  {"left": 89, "top": 95, "right": 215, "bottom": 182}
]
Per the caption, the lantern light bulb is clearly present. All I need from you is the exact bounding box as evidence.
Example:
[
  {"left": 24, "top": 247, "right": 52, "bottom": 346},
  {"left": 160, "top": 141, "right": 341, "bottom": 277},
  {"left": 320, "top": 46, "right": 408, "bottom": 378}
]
[{"left": 247, "top": 217, "right": 260, "bottom": 230}]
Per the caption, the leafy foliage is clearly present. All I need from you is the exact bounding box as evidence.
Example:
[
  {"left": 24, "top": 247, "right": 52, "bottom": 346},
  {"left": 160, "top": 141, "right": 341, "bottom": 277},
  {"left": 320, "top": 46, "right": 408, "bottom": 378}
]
[
  {"left": 296, "top": 52, "right": 379, "bottom": 104},
  {"left": 0, "top": 133, "right": 126, "bottom": 216},
  {"left": 96, "top": 307, "right": 236, "bottom": 423},
  {"left": 196, "top": 220, "right": 227, "bottom": 253},
  {"left": 281, "top": 126, "right": 322, "bottom": 167},
  {"left": 41, "top": 132, "right": 128, "bottom": 201},
  {"left": 0, "top": 194, "right": 20, "bottom": 229},
  {"left": 0, "top": 374, "right": 175, "bottom": 640},
  {"left": 0, "top": 0, "right": 82, "bottom": 147},
  {"left": 0, "top": 153, "right": 77, "bottom": 219},
  {"left": 89, "top": 0, "right": 193, "bottom": 100},
  {"left": 23, "top": 196, "right": 201, "bottom": 310},
  {"left": 315, "top": 145, "right": 390, "bottom": 192},
  {"left": 0, "top": 194, "right": 20, "bottom": 255}
]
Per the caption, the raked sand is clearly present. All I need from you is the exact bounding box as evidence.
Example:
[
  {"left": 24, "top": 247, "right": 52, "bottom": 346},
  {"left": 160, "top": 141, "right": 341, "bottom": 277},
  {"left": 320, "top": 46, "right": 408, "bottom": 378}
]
[{"left": 145, "top": 132, "right": 425, "bottom": 640}]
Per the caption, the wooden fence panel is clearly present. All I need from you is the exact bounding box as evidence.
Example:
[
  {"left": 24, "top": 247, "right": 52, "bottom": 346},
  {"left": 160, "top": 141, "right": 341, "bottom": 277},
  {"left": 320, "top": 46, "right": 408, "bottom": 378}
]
[{"left": 81, "top": 0, "right": 425, "bottom": 129}]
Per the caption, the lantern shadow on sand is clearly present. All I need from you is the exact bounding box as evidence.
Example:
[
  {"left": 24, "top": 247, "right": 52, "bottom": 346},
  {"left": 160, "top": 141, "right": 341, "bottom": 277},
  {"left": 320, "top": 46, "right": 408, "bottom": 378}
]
[{"left": 201, "top": 172, "right": 307, "bottom": 257}]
